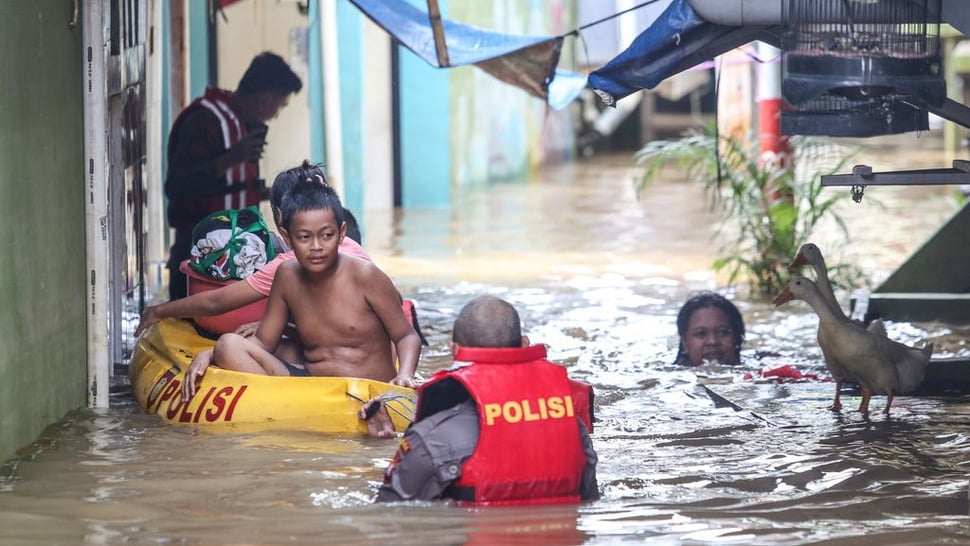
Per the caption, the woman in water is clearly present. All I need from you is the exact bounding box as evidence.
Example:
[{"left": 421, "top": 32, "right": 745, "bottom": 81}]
[{"left": 673, "top": 291, "right": 745, "bottom": 366}]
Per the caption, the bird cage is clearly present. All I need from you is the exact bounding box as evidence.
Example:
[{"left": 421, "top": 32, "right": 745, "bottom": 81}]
[
  {"left": 780, "top": 0, "right": 944, "bottom": 136},
  {"left": 781, "top": 94, "right": 928, "bottom": 137}
]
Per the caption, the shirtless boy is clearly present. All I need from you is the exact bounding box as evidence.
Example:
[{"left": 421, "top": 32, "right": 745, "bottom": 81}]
[
  {"left": 181, "top": 176, "right": 421, "bottom": 399},
  {"left": 135, "top": 161, "right": 371, "bottom": 339}
]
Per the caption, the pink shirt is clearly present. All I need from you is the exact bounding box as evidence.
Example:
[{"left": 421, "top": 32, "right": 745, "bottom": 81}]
[{"left": 244, "top": 238, "right": 373, "bottom": 296}]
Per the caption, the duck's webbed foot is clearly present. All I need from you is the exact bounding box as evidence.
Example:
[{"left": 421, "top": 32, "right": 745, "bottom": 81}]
[{"left": 830, "top": 382, "right": 843, "bottom": 412}]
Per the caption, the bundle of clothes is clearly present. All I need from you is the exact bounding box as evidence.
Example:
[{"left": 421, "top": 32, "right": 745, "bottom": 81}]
[{"left": 189, "top": 206, "right": 277, "bottom": 281}]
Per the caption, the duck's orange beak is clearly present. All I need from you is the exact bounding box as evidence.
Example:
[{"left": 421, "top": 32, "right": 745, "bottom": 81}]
[
  {"left": 773, "top": 286, "right": 795, "bottom": 307},
  {"left": 787, "top": 251, "right": 807, "bottom": 273}
]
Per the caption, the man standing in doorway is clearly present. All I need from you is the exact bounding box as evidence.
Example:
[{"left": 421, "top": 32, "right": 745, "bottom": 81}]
[{"left": 165, "top": 51, "right": 302, "bottom": 300}]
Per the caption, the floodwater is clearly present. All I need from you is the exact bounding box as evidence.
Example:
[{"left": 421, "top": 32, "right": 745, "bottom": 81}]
[{"left": 3, "top": 135, "right": 970, "bottom": 545}]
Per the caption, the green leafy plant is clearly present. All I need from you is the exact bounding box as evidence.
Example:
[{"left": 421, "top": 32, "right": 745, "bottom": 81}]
[{"left": 635, "top": 125, "right": 866, "bottom": 298}]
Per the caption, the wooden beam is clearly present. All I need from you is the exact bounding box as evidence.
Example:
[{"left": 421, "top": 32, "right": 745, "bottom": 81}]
[
  {"left": 169, "top": 0, "right": 188, "bottom": 114},
  {"left": 426, "top": 0, "right": 450, "bottom": 67}
]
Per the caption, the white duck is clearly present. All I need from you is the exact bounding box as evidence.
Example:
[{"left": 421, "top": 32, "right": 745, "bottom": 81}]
[
  {"left": 774, "top": 275, "right": 933, "bottom": 415},
  {"left": 786, "top": 242, "right": 886, "bottom": 411},
  {"left": 787, "top": 242, "right": 886, "bottom": 331}
]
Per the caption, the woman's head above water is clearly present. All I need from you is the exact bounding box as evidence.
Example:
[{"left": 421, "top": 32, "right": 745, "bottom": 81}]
[{"left": 673, "top": 291, "right": 746, "bottom": 367}]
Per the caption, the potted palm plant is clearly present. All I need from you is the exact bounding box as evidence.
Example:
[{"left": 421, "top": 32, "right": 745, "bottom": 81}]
[{"left": 635, "top": 125, "right": 866, "bottom": 297}]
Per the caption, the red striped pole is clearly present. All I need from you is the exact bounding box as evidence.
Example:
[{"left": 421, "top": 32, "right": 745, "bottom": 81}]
[{"left": 757, "top": 42, "right": 792, "bottom": 202}]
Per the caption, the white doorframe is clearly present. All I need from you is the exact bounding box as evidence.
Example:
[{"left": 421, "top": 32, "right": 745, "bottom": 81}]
[{"left": 82, "top": 0, "right": 111, "bottom": 408}]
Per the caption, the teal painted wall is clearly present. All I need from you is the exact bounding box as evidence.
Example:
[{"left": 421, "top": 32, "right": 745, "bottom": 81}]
[
  {"left": 0, "top": 1, "right": 88, "bottom": 461},
  {"left": 308, "top": 0, "right": 326, "bottom": 166},
  {"left": 448, "top": 0, "right": 576, "bottom": 188},
  {"left": 399, "top": 0, "right": 451, "bottom": 208},
  {"left": 396, "top": 0, "right": 575, "bottom": 206},
  {"left": 188, "top": 1, "right": 210, "bottom": 97},
  {"left": 400, "top": 54, "right": 452, "bottom": 207},
  {"left": 337, "top": 1, "right": 365, "bottom": 215}
]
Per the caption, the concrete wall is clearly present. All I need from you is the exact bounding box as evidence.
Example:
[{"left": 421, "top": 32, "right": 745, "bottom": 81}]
[
  {"left": 161, "top": 2, "right": 387, "bottom": 251},
  {"left": 398, "top": 22, "right": 452, "bottom": 208},
  {"left": 394, "top": 0, "right": 577, "bottom": 206},
  {"left": 211, "top": 2, "right": 385, "bottom": 225},
  {"left": 0, "top": 1, "right": 88, "bottom": 461},
  {"left": 217, "top": 2, "right": 313, "bottom": 191},
  {"left": 360, "top": 20, "right": 395, "bottom": 214},
  {"left": 335, "top": 0, "right": 366, "bottom": 215},
  {"left": 448, "top": 1, "right": 576, "bottom": 188},
  {"left": 206, "top": 1, "right": 578, "bottom": 211}
]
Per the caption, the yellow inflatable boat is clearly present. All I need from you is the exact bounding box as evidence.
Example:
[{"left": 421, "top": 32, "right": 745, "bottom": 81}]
[{"left": 130, "top": 318, "right": 416, "bottom": 434}]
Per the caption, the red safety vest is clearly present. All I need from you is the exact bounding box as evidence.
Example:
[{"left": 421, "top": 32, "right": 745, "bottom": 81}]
[
  {"left": 418, "top": 345, "right": 590, "bottom": 506},
  {"left": 168, "top": 87, "right": 262, "bottom": 230}
]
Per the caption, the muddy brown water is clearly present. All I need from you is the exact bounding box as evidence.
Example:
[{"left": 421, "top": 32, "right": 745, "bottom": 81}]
[{"left": 2, "top": 141, "right": 969, "bottom": 545}]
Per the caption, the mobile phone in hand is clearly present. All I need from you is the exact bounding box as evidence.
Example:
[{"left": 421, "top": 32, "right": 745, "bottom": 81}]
[
  {"left": 248, "top": 122, "right": 268, "bottom": 143},
  {"left": 364, "top": 399, "right": 383, "bottom": 419}
]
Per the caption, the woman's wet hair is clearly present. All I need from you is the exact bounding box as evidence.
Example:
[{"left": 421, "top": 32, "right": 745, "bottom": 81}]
[{"left": 672, "top": 291, "right": 746, "bottom": 366}]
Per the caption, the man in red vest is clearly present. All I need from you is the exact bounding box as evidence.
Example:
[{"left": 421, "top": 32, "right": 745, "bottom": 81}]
[
  {"left": 165, "top": 51, "right": 302, "bottom": 300},
  {"left": 368, "top": 295, "right": 599, "bottom": 505}
]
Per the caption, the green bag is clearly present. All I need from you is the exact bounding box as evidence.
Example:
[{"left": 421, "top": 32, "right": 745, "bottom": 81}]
[{"left": 189, "top": 206, "right": 277, "bottom": 280}]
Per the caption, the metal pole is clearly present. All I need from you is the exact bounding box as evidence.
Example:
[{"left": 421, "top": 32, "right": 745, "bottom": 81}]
[
  {"left": 756, "top": 41, "right": 792, "bottom": 205},
  {"left": 426, "top": 0, "right": 450, "bottom": 67},
  {"left": 757, "top": 41, "right": 789, "bottom": 171}
]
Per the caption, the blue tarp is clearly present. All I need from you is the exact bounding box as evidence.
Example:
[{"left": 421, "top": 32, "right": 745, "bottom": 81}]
[
  {"left": 589, "top": 0, "right": 777, "bottom": 106},
  {"left": 348, "top": 0, "right": 585, "bottom": 109},
  {"left": 348, "top": 0, "right": 552, "bottom": 67},
  {"left": 348, "top": 0, "right": 778, "bottom": 110}
]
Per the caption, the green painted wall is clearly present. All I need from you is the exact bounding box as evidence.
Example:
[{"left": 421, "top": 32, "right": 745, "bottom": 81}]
[{"left": 0, "top": 1, "right": 88, "bottom": 461}]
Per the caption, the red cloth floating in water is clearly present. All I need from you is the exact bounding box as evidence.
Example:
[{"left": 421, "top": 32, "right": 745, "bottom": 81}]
[{"left": 744, "top": 365, "right": 823, "bottom": 382}]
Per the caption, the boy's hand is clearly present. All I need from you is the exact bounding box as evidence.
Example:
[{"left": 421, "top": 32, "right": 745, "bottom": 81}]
[
  {"left": 135, "top": 305, "right": 161, "bottom": 338},
  {"left": 182, "top": 349, "right": 215, "bottom": 402},
  {"left": 234, "top": 321, "right": 260, "bottom": 338},
  {"left": 389, "top": 375, "right": 417, "bottom": 388},
  {"left": 359, "top": 399, "right": 396, "bottom": 438},
  {"left": 226, "top": 132, "right": 266, "bottom": 164}
]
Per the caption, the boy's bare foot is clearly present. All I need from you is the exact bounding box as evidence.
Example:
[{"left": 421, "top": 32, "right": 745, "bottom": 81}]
[{"left": 359, "top": 399, "right": 396, "bottom": 438}]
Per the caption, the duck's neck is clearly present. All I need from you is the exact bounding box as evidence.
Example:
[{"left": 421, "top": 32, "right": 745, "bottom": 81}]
[
  {"left": 813, "top": 259, "right": 847, "bottom": 320},
  {"left": 801, "top": 287, "right": 843, "bottom": 326}
]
